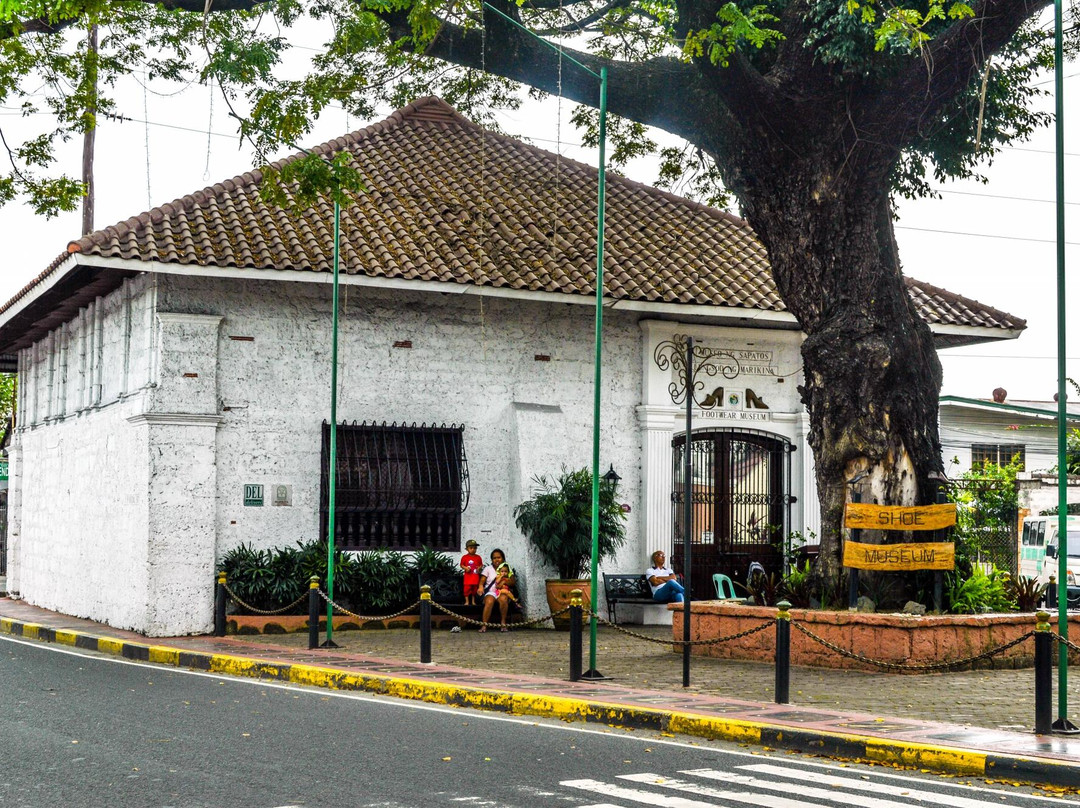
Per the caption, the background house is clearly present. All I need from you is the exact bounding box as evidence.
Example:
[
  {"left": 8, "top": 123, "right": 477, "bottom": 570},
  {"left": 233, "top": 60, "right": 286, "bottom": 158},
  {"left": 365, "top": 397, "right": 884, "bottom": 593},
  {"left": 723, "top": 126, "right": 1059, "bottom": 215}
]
[
  {"left": 940, "top": 394, "right": 1080, "bottom": 473},
  {"left": 0, "top": 98, "right": 1025, "bottom": 635}
]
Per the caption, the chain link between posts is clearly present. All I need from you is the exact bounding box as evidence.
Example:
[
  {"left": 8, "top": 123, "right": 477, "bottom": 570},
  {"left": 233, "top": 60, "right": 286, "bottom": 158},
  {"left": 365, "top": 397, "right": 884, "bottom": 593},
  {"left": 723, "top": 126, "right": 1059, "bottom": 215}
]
[
  {"left": 1053, "top": 633, "right": 1080, "bottom": 656},
  {"left": 222, "top": 583, "right": 308, "bottom": 616},
  {"left": 430, "top": 601, "right": 571, "bottom": 630},
  {"left": 315, "top": 589, "right": 423, "bottom": 622},
  {"left": 792, "top": 620, "right": 1037, "bottom": 672},
  {"left": 587, "top": 610, "right": 775, "bottom": 647}
]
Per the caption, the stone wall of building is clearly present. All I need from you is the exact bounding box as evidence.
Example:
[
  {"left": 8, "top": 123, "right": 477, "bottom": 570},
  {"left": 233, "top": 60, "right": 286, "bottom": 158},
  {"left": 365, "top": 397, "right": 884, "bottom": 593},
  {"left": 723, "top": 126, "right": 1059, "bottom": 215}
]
[
  {"left": 11, "top": 392, "right": 153, "bottom": 631},
  {"left": 10, "top": 274, "right": 160, "bottom": 629},
  {"left": 10, "top": 267, "right": 827, "bottom": 634},
  {"left": 159, "top": 274, "right": 646, "bottom": 619},
  {"left": 10, "top": 276, "right": 226, "bottom": 635}
]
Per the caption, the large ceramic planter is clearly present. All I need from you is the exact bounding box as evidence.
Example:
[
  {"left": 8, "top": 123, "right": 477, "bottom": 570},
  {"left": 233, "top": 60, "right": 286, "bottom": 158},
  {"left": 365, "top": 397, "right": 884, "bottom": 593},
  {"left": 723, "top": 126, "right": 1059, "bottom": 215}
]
[{"left": 545, "top": 579, "right": 591, "bottom": 630}]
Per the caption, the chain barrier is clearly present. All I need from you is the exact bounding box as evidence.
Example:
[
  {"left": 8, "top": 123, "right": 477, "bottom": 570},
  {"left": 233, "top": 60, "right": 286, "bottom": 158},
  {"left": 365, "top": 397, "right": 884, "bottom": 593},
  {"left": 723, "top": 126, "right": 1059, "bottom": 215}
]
[
  {"left": 587, "top": 611, "right": 774, "bottom": 647},
  {"left": 1053, "top": 633, "right": 1080, "bottom": 656},
  {"left": 430, "top": 600, "right": 571, "bottom": 630},
  {"left": 315, "top": 589, "right": 423, "bottom": 623},
  {"left": 222, "top": 583, "right": 308, "bottom": 616},
  {"left": 792, "top": 620, "right": 1036, "bottom": 672}
]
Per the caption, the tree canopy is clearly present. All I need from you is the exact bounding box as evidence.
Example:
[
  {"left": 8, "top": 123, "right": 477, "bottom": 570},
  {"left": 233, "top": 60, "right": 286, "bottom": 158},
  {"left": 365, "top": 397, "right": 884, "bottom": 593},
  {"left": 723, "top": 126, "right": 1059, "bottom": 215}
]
[{"left": 0, "top": 0, "right": 1071, "bottom": 215}]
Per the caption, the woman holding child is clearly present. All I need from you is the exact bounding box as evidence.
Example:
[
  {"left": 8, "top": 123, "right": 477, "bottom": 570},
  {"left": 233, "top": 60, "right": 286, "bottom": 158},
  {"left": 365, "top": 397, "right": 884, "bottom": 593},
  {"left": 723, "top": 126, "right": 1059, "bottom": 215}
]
[{"left": 479, "top": 548, "right": 517, "bottom": 632}]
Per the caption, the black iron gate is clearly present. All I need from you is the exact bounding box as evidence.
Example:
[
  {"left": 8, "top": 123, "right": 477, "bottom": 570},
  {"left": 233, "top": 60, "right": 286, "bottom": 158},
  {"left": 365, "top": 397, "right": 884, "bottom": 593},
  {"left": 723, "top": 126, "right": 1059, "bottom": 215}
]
[
  {"left": 946, "top": 477, "right": 1018, "bottom": 577},
  {"left": 671, "top": 429, "right": 793, "bottom": 600}
]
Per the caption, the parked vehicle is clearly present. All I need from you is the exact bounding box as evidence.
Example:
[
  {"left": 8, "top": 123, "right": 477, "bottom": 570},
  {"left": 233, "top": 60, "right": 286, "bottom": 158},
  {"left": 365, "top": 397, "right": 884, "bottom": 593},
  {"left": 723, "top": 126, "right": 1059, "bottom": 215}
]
[{"left": 1018, "top": 515, "right": 1080, "bottom": 606}]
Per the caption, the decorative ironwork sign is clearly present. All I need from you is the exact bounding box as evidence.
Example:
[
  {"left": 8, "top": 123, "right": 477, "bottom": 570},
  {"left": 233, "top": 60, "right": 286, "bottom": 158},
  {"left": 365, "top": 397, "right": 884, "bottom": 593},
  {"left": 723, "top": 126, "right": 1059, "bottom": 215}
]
[{"left": 653, "top": 335, "right": 740, "bottom": 407}]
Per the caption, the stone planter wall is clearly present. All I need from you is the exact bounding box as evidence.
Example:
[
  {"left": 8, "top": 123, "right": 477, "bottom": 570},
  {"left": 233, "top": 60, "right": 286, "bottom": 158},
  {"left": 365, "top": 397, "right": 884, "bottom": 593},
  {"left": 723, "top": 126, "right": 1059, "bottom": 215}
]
[
  {"left": 674, "top": 602, "right": 1080, "bottom": 673},
  {"left": 227, "top": 613, "right": 467, "bottom": 635}
]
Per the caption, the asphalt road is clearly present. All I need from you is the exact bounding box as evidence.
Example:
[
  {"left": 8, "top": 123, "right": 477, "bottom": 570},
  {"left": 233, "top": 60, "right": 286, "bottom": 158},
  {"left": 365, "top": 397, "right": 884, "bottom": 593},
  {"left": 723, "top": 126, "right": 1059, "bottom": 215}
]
[{"left": 2, "top": 634, "right": 1078, "bottom": 808}]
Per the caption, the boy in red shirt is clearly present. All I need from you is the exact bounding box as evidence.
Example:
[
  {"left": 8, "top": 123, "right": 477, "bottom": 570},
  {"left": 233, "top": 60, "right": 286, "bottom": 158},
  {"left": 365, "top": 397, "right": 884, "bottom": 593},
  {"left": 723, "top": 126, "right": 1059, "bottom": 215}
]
[{"left": 460, "top": 540, "right": 483, "bottom": 605}]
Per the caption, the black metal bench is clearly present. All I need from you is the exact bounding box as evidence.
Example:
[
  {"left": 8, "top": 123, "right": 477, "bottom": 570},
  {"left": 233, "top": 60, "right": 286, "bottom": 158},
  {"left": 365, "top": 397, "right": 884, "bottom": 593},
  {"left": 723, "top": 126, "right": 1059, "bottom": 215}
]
[{"left": 602, "top": 573, "right": 658, "bottom": 624}]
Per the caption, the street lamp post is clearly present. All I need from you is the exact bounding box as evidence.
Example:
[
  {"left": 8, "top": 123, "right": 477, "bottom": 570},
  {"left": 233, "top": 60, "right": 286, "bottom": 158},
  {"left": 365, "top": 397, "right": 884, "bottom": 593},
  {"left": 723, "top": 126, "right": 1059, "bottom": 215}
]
[
  {"left": 1051, "top": 0, "right": 1074, "bottom": 733},
  {"left": 324, "top": 197, "right": 341, "bottom": 649},
  {"left": 653, "top": 335, "right": 740, "bottom": 686},
  {"left": 287, "top": 143, "right": 343, "bottom": 649},
  {"left": 482, "top": 3, "right": 610, "bottom": 678}
]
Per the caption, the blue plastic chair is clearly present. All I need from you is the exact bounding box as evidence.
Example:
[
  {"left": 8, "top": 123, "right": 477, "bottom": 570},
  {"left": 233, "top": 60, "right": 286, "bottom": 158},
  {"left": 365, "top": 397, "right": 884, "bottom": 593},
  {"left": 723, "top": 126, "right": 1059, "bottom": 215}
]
[{"left": 712, "top": 573, "right": 737, "bottom": 599}]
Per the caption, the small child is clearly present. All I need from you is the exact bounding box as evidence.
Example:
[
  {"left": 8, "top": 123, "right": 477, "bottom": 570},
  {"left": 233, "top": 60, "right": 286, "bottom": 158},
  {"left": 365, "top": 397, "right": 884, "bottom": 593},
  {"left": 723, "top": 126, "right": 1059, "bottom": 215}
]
[
  {"left": 494, "top": 562, "right": 518, "bottom": 604},
  {"left": 460, "top": 540, "right": 483, "bottom": 606}
]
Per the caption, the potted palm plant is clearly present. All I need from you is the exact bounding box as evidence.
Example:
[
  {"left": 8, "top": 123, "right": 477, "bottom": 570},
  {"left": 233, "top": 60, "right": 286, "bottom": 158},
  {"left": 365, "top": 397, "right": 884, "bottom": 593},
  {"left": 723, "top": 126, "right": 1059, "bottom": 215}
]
[{"left": 513, "top": 467, "right": 628, "bottom": 628}]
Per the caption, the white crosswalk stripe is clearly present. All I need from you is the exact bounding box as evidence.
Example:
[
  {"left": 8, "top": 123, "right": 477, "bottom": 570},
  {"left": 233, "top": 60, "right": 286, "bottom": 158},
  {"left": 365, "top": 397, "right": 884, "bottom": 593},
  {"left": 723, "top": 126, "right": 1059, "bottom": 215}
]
[
  {"left": 623, "top": 772, "right": 909, "bottom": 808},
  {"left": 672, "top": 768, "right": 1005, "bottom": 808},
  {"left": 735, "top": 762, "right": 1008, "bottom": 807},
  {"left": 566, "top": 764, "right": 1037, "bottom": 808},
  {"left": 562, "top": 778, "right": 726, "bottom": 807}
]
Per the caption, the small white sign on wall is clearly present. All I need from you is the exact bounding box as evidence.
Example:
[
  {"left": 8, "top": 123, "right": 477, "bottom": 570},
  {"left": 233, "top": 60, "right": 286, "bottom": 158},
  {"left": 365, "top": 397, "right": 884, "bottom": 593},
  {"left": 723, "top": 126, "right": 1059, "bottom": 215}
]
[{"left": 271, "top": 484, "right": 292, "bottom": 507}]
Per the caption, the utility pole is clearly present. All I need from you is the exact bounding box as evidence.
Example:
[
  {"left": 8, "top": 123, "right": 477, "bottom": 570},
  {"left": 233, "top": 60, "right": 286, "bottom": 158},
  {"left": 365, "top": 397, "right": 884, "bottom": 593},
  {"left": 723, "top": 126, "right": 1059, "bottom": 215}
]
[{"left": 81, "top": 24, "right": 98, "bottom": 235}]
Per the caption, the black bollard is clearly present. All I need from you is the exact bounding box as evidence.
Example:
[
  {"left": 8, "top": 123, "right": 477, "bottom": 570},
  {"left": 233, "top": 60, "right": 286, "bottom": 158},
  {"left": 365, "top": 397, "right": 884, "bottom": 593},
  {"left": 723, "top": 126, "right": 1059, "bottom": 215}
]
[
  {"left": 308, "top": 576, "right": 320, "bottom": 650},
  {"left": 420, "top": 585, "right": 432, "bottom": 664},
  {"left": 569, "top": 588, "right": 583, "bottom": 682},
  {"left": 775, "top": 600, "right": 791, "bottom": 705},
  {"left": 214, "top": 572, "right": 227, "bottom": 637},
  {"left": 1035, "top": 610, "right": 1053, "bottom": 735},
  {"left": 1048, "top": 575, "right": 1057, "bottom": 610}
]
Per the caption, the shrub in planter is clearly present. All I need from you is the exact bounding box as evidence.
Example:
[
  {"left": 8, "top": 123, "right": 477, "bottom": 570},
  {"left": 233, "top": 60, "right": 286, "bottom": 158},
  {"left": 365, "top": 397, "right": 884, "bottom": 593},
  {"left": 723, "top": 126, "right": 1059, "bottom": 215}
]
[
  {"left": 220, "top": 543, "right": 280, "bottom": 613},
  {"left": 412, "top": 545, "right": 461, "bottom": 579},
  {"left": 1007, "top": 575, "right": 1046, "bottom": 612},
  {"left": 220, "top": 540, "right": 459, "bottom": 617},
  {"left": 347, "top": 549, "right": 414, "bottom": 614},
  {"left": 514, "top": 468, "right": 627, "bottom": 627},
  {"left": 946, "top": 566, "right": 1016, "bottom": 614},
  {"left": 514, "top": 468, "right": 627, "bottom": 580}
]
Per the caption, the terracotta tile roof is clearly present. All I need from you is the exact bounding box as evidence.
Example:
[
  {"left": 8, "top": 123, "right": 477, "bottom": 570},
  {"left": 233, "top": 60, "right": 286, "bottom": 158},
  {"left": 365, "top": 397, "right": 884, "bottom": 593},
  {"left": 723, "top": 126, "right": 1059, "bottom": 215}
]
[{"left": 3, "top": 97, "right": 1025, "bottom": 335}]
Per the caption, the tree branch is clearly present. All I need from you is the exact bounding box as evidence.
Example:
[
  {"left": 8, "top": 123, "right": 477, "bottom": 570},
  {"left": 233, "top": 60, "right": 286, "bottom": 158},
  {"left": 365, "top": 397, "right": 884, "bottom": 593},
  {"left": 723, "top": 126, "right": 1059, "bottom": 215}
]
[
  {"left": 0, "top": 0, "right": 264, "bottom": 42},
  {"left": 384, "top": 1, "right": 718, "bottom": 146},
  {"left": 870, "top": 0, "right": 1050, "bottom": 146}
]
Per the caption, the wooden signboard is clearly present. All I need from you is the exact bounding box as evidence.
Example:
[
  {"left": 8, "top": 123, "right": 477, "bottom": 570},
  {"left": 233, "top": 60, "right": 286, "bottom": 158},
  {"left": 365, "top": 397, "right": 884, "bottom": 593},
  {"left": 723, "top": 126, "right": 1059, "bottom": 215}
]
[
  {"left": 842, "top": 540, "right": 955, "bottom": 571},
  {"left": 843, "top": 502, "right": 956, "bottom": 531}
]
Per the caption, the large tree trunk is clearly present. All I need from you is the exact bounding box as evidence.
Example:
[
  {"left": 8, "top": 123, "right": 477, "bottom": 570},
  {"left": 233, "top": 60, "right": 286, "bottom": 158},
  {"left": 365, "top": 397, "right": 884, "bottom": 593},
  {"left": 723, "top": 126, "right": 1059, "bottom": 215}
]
[{"left": 724, "top": 141, "right": 945, "bottom": 578}]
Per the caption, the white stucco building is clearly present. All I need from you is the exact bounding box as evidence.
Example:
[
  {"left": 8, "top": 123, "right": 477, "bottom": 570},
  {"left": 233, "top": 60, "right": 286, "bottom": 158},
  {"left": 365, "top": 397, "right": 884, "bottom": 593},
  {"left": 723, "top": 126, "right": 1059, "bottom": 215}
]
[
  {"left": 939, "top": 394, "right": 1080, "bottom": 473},
  {"left": 0, "top": 98, "right": 1025, "bottom": 635}
]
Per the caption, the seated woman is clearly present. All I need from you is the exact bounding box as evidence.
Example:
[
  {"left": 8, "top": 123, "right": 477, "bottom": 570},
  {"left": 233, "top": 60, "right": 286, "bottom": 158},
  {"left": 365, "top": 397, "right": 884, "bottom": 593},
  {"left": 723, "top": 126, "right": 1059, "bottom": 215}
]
[
  {"left": 646, "top": 550, "right": 684, "bottom": 603},
  {"left": 479, "top": 548, "right": 518, "bottom": 632}
]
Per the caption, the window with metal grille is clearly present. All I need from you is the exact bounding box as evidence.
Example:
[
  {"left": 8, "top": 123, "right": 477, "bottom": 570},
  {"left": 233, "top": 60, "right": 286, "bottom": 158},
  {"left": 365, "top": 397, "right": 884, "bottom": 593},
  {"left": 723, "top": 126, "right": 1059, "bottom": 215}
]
[
  {"left": 320, "top": 421, "right": 470, "bottom": 551},
  {"left": 970, "top": 443, "right": 1025, "bottom": 470}
]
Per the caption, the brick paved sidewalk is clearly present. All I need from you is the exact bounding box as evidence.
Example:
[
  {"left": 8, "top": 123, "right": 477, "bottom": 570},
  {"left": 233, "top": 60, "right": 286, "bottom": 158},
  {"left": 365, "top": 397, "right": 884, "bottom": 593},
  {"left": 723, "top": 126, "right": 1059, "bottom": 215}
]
[{"left": 236, "top": 622, "right": 1073, "bottom": 733}]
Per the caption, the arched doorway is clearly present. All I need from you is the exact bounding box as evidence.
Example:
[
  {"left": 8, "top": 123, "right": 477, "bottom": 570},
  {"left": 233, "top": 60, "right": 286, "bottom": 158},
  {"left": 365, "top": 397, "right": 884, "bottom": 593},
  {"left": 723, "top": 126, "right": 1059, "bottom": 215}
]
[{"left": 671, "top": 429, "right": 793, "bottom": 600}]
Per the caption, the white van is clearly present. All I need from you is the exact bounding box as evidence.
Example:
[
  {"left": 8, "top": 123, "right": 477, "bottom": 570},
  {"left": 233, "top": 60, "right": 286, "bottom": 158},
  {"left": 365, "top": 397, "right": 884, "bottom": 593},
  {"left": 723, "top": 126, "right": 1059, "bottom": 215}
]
[{"left": 1018, "top": 515, "right": 1080, "bottom": 588}]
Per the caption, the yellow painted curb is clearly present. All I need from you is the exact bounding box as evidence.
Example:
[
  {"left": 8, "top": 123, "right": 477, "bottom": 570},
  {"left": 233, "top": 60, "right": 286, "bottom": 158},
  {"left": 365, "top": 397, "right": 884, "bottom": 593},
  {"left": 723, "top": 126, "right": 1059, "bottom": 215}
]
[
  {"left": 55, "top": 630, "right": 79, "bottom": 646},
  {"left": 148, "top": 646, "right": 180, "bottom": 665},
  {"left": 97, "top": 637, "right": 124, "bottom": 655},
  {"left": 669, "top": 713, "right": 763, "bottom": 745},
  {"left": 866, "top": 738, "right": 987, "bottom": 776}
]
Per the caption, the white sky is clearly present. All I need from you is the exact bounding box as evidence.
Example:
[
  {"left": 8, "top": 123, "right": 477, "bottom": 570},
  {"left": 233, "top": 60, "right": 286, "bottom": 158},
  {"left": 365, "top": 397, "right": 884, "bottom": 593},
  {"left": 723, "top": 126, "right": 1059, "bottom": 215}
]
[{"left": 0, "top": 23, "right": 1076, "bottom": 402}]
